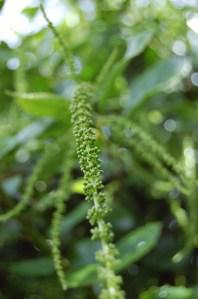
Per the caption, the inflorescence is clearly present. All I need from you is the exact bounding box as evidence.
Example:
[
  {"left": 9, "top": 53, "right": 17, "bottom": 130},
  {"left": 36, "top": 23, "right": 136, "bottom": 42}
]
[
  {"left": 51, "top": 141, "right": 74, "bottom": 290},
  {"left": 70, "top": 83, "right": 125, "bottom": 299}
]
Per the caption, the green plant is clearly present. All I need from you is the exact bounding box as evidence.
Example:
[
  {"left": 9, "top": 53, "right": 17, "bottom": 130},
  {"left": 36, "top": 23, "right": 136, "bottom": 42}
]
[
  {"left": 101, "top": 115, "right": 198, "bottom": 259},
  {"left": 0, "top": 142, "right": 58, "bottom": 222},
  {"left": 0, "top": 1, "right": 197, "bottom": 299},
  {"left": 71, "top": 83, "right": 124, "bottom": 298},
  {"left": 51, "top": 138, "right": 74, "bottom": 290}
]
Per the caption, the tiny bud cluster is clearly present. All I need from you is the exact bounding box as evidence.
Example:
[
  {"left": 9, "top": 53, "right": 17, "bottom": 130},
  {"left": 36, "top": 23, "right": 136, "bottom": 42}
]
[
  {"left": 70, "top": 84, "right": 124, "bottom": 299},
  {"left": 51, "top": 141, "right": 74, "bottom": 290}
]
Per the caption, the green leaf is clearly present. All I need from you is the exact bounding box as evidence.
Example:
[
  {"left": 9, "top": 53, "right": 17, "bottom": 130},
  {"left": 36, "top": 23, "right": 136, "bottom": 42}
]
[
  {"left": 67, "top": 264, "right": 97, "bottom": 288},
  {"left": 65, "top": 222, "right": 161, "bottom": 289},
  {"left": 0, "top": 119, "right": 51, "bottom": 159},
  {"left": 139, "top": 285, "right": 196, "bottom": 299},
  {"left": 9, "top": 257, "right": 54, "bottom": 277},
  {"left": 22, "top": 7, "right": 38, "bottom": 18},
  {"left": 117, "top": 222, "right": 161, "bottom": 271},
  {"left": 98, "top": 31, "right": 153, "bottom": 107},
  {"left": 97, "top": 58, "right": 127, "bottom": 107},
  {"left": 8, "top": 91, "right": 69, "bottom": 120},
  {"left": 0, "top": 222, "right": 21, "bottom": 246},
  {"left": 61, "top": 201, "right": 89, "bottom": 235},
  {"left": 71, "top": 178, "right": 84, "bottom": 194},
  {"left": 73, "top": 239, "right": 100, "bottom": 268},
  {"left": 125, "top": 57, "right": 191, "bottom": 112},
  {"left": 0, "top": 0, "right": 5, "bottom": 10},
  {"left": 125, "top": 31, "right": 153, "bottom": 60},
  {"left": 2, "top": 175, "right": 22, "bottom": 197}
]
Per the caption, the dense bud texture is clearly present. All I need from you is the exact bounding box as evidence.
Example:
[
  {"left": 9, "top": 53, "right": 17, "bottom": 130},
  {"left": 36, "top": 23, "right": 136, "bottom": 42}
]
[{"left": 70, "top": 83, "right": 124, "bottom": 299}]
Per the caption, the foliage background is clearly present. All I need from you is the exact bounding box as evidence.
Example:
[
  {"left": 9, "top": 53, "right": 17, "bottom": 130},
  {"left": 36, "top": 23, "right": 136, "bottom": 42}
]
[{"left": 0, "top": 0, "right": 197, "bottom": 298}]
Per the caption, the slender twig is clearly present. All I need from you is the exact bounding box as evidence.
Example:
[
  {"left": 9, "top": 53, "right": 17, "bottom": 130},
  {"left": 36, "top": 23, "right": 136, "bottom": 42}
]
[{"left": 40, "top": 4, "right": 76, "bottom": 79}]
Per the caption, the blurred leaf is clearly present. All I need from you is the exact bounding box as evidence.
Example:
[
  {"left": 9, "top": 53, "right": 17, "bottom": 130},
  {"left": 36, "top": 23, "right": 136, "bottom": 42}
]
[
  {"left": 71, "top": 178, "right": 84, "bottom": 194},
  {"left": 73, "top": 239, "right": 100, "bottom": 268},
  {"left": 0, "top": 49, "right": 12, "bottom": 63},
  {"left": 110, "top": 201, "right": 134, "bottom": 231},
  {"left": 73, "top": 223, "right": 162, "bottom": 273},
  {"left": 139, "top": 285, "right": 196, "bottom": 299},
  {"left": 61, "top": 201, "right": 89, "bottom": 235},
  {"left": 9, "top": 257, "right": 54, "bottom": 277},
  {"left": 10, "top": 257, "right": 96, "bottom": 288},
  {"left": 0, "top": 119, "right": 51, "bottom": 159},
  {"left": 2, "top": 175, "right": 22, "bottom": 197},
  {"left": 68, "top": 222, "right": 162, "bottom": 288},
  {"left": 0, "top": 0, "right": 5, "bottom": 10},
  {"left": 125, "top": 57, "right": 191, "bottom": 112},
  {"left": 117, "top": 222, "right": 161, "bottom": 271},
  {"left": 97, "top": 58, "right": 127, "bottom": 107},
  {"left": 0, "top": 222, "right": 21, "bottom": 246},
  {"left": 22, "top": 6, "right": 38, "bottom": 18},
  {"left": 98, "top": 31, "right": 153, "bottom": 107},
  {"left": 7, "top": 91, "right": 69, "bottom": 121},
  {"left": 67, "top": 264, "right": 97, "bottom": 288},
  {"left": 125, "top": 31, "right": 153, "bottom": 60}
]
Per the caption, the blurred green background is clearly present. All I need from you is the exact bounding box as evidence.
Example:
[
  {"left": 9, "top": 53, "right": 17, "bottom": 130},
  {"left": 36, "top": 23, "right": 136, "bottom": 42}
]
[{"left": 0, "top": 0, "right": 197, "bottom": 298}]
